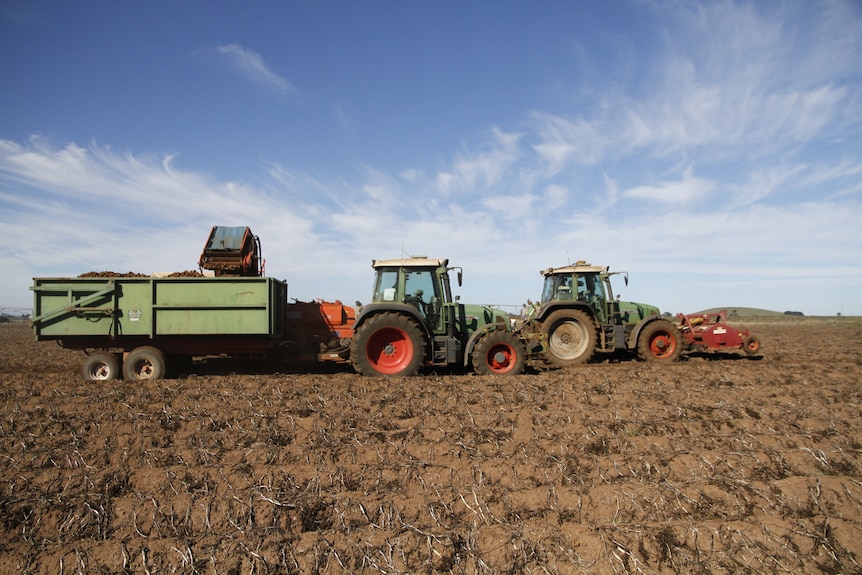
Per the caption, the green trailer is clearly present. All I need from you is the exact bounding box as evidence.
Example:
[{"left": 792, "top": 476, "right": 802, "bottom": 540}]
[{"left": 31, "top": 276, "right": 354, "bottom": 381}]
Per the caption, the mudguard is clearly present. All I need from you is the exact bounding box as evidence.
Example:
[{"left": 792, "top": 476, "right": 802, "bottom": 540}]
[{"left": 354, "top": 303, "right": 433, "bottom": 340}]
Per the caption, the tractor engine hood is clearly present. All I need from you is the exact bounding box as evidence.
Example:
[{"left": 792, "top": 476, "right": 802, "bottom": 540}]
[
  {"left": 461, "top": 304, "right": 512, "bottom": 331},
  {"left": 618, "top": 300, "right": 661, "bottom": 324}
]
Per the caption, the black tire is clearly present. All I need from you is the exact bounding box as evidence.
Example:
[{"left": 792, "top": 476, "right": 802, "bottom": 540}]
[
  {"left": 742, "top": 335, "right": 761, "bottom": 355},
  {"left": 541, "top": 309, "right": 597, "bottom": 366},
  {"left": 472, "top": 330, "right": 526, "bottom": 375},
  {"left": 81, "top": 352, "right": 120, "bottom": 381},
  {"left": 637, "top": 319, "right": 683, "bottom": 362},
  {"left": 351, "top": 313, "right": 426, "bottom": 377},
  {"left": 122, "top": 346, "right": 167, "bottom": 381}
]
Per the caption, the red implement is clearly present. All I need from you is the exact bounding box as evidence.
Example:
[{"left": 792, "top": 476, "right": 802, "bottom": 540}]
[{"left": 677, "top": 311, "right": 761, "bottom": 355}]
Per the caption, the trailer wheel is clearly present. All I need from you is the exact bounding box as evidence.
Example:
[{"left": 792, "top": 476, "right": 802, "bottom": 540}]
[
  {"left": 472, "top": 330, "right": 526, "bottom": 375},
  {"left": 122, "top": 346, "right": 167, "bottom": 381},
  {"left": 542, "top": 309, "right": 597, "bottom": 366},
  {"left": 638, "top": 319, "right": 682, "bottom": 362},
  {"left": 352, "top": 313, "right": 425, "bottom": 377},
  {"left": 82, "top": 353, "right": 120, "bottom": 381},
  {"left": 742, "top": 335, "right": 761, "bottom": 355}
]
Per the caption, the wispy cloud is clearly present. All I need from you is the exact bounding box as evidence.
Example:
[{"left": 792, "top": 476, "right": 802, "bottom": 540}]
[
  {"left": 530, "top": 1, "right": 862, "bottom": 175},
  {"left": 434, "top": 128, "right": 522, "bottom": 197},
  {"left": 214, "top": 44, "right": 294, "bottom": 96},
  {"left": 622, "top": 167, "right": 714, "bottom": 205},
  {"left": 0, "top": 137, "right": 315, "bottom": 275}
]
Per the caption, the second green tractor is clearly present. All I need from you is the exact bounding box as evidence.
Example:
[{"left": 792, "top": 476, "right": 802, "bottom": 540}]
[{"left": 519, "top": 261, "right": 683, "bottom": 366}]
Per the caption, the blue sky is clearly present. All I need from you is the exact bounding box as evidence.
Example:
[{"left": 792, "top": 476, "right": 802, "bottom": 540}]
[{"left": 1, "top": 1, "right": 861, "bottom": 316}]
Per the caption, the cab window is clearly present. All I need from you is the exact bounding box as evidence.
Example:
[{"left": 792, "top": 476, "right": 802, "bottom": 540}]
[
  {"left": 578, "top": 274, "right": 605, "bottom": 302},
  {"left": 404, "top": 270, "right": 437, "bottom": 304},
  {"left": 542, "top": 274, "right": 573, "bottom": 302},
  {"left": 373, "top": 270, "right": 398, "bottom": 302}
]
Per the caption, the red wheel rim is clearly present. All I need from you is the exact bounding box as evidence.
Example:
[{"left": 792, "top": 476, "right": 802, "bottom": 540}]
[
  {"left": 649, "top": 331, "right": 678, "bottom": 359},
  {"left": 366, "top": 327, "right": 414, "bottom": 375},
  {"left": 486, "top": 343, "right": 516, "bottom": 374}
]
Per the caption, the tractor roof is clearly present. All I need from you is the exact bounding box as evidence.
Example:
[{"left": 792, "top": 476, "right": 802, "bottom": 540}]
[
  {"left": 540, "top": 261, "right": 608, "bottom": 276},
  {"left": 372, "top": 257, "right": 448, "bottom": 269}
]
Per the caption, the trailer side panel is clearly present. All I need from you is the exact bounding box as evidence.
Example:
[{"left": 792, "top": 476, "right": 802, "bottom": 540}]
[{"left": 32, "top": 277, "right": 287, "bottom": 341}]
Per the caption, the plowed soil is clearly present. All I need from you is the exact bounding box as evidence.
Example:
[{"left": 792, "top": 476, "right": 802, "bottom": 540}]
[{"left": 2, "top": 318, "right": 861, "bottom": 574}]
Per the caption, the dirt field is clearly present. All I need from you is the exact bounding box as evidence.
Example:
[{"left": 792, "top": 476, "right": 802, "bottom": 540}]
[{"left": 1, "top": 317, "right": 861, "bottom": 574}]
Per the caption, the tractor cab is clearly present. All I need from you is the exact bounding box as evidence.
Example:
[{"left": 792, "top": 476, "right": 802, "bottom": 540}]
[
  {"left": 370, "top": 257, "right": 455, "bottom": 334},
  {"left": 537, "top": 262, "right": 660, "bottom": 327},
  {"left": 539, "top": 262, "right": 616, "bottom": 325}
]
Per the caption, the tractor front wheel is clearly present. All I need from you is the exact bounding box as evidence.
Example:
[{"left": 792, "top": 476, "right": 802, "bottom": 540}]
[
  {"left": 122, "top": 346, "right": 167, "bottom": 381},
  {"left": 638, "top": 320, "right": 683, "bottom": 362},
  {"left": 472, "top": 330, "right": 526, "bottom": 375},
  {"left": 542, "top": 309, "right": 597, "bottom": 366},
  {"left": 352, "top": 313, "right": 426, "bottom": 377}
]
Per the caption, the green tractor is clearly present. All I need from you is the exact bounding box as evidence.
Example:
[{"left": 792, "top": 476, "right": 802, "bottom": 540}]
[
  {"left": 521, "top": 261, "right": 683, "bottom": 365},
  {"left": 351, "top": 257, "right": 527, "bottom": 377}
]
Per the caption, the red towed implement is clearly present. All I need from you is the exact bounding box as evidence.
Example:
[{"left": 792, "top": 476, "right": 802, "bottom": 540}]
[{"left": 677, "top": 310, "right": 761, "bottom": 356}]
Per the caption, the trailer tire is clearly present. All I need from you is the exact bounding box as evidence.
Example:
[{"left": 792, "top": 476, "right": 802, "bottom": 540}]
[
  {"left": 352, "top": 313, "right": 425, "bottom": 377},
  {"left": 122, "top": 346, "right": 167, "bottom": 381},
  {"left": 742, "top": 336, "right": 761, "bottom": 355},
  {"left": 638, "top": 319, "right": 683, "bottom": 362},
  {"left": 82, "top": 353, "right": 121, "bottom": 381},
  {"left": 542, "top": 309, "right": 597, "bottom": 366},
  {"left": 472, "top": 330, "right": 526, "bottom": 375}
]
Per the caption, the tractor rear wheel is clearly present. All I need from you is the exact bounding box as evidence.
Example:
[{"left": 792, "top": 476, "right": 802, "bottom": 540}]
[
  {"left": 638, "top": 320, "right": 683, "bottom": 362},
  {"left": 122, "top": 346, "right": 167, "bottom": 381},
  {"left": 742, "top": 335, "right": 761, "bottom": 355},
  {"left": 472, "top": 330, "right": 526, "bottom": 375},
  {"left": 542, "top": 309, "right": 597, "bottom": 366},
  {"left": 352, "top": 313, "right": 426, "bottom": 377},
  {"left": 82, "top": 352, "right": 121, "bottom": 381}
]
